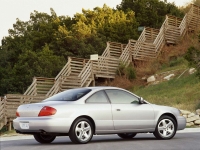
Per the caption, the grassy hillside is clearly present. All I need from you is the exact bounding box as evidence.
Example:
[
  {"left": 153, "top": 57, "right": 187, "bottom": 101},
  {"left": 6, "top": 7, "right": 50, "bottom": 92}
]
[
  {"left": 133, "top": 73, "right": 200, "bottom": 112},
  {"left": 131, "top": 31, "right": 200, "bottom": 112},
  {"left": 107, "top": 30, "right": 200, "bottom": 112}
]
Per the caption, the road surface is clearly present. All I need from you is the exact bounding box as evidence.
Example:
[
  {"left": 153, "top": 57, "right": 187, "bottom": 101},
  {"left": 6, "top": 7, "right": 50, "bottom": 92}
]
[{"left": 1, "top": 128, "right": 200, "bottom": 150}]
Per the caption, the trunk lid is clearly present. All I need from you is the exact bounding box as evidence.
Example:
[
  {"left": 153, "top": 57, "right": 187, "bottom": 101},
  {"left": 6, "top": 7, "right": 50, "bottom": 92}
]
[{"left": 17, "top": 101, "right": 67, "bottom": 117}]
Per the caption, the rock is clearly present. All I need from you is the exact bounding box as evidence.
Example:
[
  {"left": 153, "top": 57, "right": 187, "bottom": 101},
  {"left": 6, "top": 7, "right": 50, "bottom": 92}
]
[
  {"left": 194, "top": 115, "right": 200, "bottom": 120},
  {"left": 147, "top": 76, "right": 156, "bottom": 83},
  {"left": 196, "top": 109, "right": 200, "bottom": 115},
  {"left": 194, "top": 120, "right": 200, "bottom": 125},
  {"left": 142, "top": 77, "right": 146, "bottom": 80},
  {"left": 163, "top": 74, "right": 175, "bottom": 80},
  {"left": 186, "top": 115, "right": 200, "bottom": 122},
  {"left": 181, "top": 110, "right": 191, "bottom": 115},
  {"left": 183, "top": 115, "right": 187, "bottom": 118},
  {"left": 188, "top": 113, "right": 195, "bottom": 118},
  {"left": 186, "top": 122, "right": 194, "bottom": 126},
  {"left": 189, "top": 68, "right": 196, "bottom": 74}
]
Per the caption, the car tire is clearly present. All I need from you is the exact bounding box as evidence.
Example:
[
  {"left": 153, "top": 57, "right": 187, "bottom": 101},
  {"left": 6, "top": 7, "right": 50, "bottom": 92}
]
[
  {"left": 69, "top": 118, "right": 94, "bottom": 144},
  {"left": 33, "top": 133, "right": 56, "bottom": 143},
  {"left": 118, "top": 133, "right": 137, "bottom": 139},
  {"left": 153, "top": 115, "right": 177, "bottom": 140}
]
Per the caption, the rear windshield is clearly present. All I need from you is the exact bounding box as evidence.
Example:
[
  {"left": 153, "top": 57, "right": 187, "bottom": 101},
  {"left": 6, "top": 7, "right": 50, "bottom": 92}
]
[{"left": 44, "top": 88, "right": 91, "bottom": 101}]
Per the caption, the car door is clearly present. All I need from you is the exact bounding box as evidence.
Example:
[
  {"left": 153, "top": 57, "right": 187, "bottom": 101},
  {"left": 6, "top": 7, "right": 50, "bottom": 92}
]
[
  {"left": 105, "top": 89, "right": 155, "bottom": 131},
  {"left": 85, "top": 90, "right": 114, "bottom": 132}
]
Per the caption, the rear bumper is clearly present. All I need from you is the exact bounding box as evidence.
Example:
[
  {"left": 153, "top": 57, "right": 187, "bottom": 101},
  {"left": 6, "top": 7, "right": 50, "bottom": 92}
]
[
  {"left": 13, "top": 117, "right": 73, "bottom": 134},
  {"left": 177, "top": 116, "right": 186, "bottom": 130}
]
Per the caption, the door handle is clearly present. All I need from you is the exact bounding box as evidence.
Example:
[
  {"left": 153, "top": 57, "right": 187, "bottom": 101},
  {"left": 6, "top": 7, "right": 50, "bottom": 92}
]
[{"left": 116, "top": 109, "right": 121, "bottom": 111}]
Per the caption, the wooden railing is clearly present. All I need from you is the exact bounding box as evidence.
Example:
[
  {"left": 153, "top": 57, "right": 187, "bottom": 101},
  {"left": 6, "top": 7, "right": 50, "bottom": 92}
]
[
  {"left": 137, "top": 27, "right": 147, "bottom": 42},
  {"left": 93, "top": 56, "right": 119, "bottom": 78},
  {"left": 46, "top": 57, "right": 72, "bottom": 96},
  {"left": 0, "top": 97, "right": 6, "bottom": 129},
  {"left": 102, "top": 42, "right": 110, "bottom": 57},
  {"left": 102, "top": 41, "right": 123, "bottom": 58},
  {"left": 119, "top": 41, "right": 131, "bottom": 66},
  {"left": 55, "top": 57, "right": 71, "bottom": 80},
  {"left": 78, "top": 60, "right": 93, "bottom": 87},
  {"left": 46, "top": 78, "right": 62, "bottom": 97},
  {"left": 23, "top": 77, "right": 54, "bottom": 96},
  {"left": 5, "top": 94, "right": 47, "bottom": 119},
  {"left": 154, "top": 17, "right": 167, "bottom": 53},
  {"left": 187, "top": 4, "right": 200, "bottom": 30},
  {"left": 23, "top": 77, "right": 37, "bottom": 95},
  {"left": 179, "top": 14, "right": 187, "bottom": 36}
]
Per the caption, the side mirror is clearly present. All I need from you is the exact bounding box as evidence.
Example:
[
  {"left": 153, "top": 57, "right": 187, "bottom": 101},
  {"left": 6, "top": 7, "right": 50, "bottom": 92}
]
[{"left": 139, "top": 97, "right": 144, "bottom": 104}]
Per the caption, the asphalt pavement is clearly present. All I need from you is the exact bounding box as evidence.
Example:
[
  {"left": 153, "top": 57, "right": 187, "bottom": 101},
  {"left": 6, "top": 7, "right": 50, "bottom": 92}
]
[{"left": 0, "top": 128, "right": 200, "bottom": 150}]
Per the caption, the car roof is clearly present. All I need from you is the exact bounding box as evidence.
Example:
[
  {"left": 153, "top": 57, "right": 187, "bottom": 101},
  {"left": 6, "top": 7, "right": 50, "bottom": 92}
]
[{"left": 85, "top": 86, "right": 122, "bottom": 90}]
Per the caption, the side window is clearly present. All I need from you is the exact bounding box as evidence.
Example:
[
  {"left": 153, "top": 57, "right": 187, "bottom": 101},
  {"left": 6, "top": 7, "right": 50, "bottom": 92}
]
[
  {"left": 105, "top": 89, "right": 139, "bottom": 104},
  {"left": 86, "top": 91, "right": 109, "bottom": 103}
]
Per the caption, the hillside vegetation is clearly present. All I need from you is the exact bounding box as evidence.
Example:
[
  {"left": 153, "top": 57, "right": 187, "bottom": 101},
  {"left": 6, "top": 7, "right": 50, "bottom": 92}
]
[
  {"left": 0, "top": 0, "right": 200, "bottom": 107},
  {"left": 134, "top": 73, "right": 200, "bottom": 112},
  {"left": 0, "top": 0, "right": 184, "bottom": 96},
  {"left": 108, "top": 29, "right": 200, "bottom": 112}
]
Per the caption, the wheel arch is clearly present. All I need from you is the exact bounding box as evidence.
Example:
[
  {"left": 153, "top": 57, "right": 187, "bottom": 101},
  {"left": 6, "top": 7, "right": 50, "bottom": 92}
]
[
  {"left": 70, "top": 115, "right": 96, "bottom": 134},
  {"left": 158, "top": 113, "right": 177, "bottom": 127}
]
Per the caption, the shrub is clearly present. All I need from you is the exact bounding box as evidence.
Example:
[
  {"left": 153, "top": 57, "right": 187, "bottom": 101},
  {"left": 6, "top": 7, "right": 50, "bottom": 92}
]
[
  {"left": 185, "top": 46, "right": 200, "bottom": 78},
  {"left": 125, "top": 66, "right": 136, "bottom": 80},
  {"left": 117, "top": 62, "right": 136, "bottom": 80}
]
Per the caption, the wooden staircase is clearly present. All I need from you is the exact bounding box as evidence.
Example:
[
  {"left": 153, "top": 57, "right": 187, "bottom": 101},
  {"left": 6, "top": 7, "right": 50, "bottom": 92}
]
[
  {"left": 1, "top": 4, "right": 200, "bottom": 130},
  {"left": 59, "top": 58, "right": 94, "bottom": 92},
  {"left": 24, "top": 77, "right": 55, "bottom": 96},
  {"left": 0, "top": 97, "right": 6, "bottom": 130},
  {"left": 187, "top": 4, "right": 200, "bottom": 31}
]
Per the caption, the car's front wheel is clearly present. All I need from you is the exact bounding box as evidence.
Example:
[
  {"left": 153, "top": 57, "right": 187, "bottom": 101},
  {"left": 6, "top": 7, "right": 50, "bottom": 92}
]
[
  {"left": 153, "top": 115, "right": 177, "bottom": 140},
  {"left": 118, "top": 133, "right": 137, "bottom": 139},
  {"left": 69, "top": 118, "right": 94, "bottom": 144},
  {"left": 33, "top": 133, "right": 56, "bottom": 143}
]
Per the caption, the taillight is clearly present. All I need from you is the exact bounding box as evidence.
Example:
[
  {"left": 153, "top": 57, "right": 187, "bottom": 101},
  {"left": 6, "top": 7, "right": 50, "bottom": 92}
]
[
  {"left": 38, "top": 106, "right": 57, "bottom": 117},
  {"left": 16, "top": 111, "right": 20, "bottom": 117}
]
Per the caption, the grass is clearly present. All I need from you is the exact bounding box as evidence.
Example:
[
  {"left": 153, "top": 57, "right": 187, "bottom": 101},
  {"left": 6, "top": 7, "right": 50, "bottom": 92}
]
[
  {"left": 0, "top": 129, "right": 16, "bottom": 136},
  {"left": 158, "top": 57, "right": 188, "bottom": 73},
  {"left": 133, "top": 73, "right": 200, "bottom": 112}
]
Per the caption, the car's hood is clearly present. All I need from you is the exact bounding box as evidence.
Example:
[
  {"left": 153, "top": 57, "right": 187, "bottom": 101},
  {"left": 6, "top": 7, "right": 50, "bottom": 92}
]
[{"left": 150, "top": 104, "right": 180, "bottom": 115}]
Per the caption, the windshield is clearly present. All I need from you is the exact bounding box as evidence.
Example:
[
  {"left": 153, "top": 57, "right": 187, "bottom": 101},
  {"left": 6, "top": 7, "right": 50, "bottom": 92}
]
[{"left": 44, "top": 88, "right": 91, "bottom": 101}]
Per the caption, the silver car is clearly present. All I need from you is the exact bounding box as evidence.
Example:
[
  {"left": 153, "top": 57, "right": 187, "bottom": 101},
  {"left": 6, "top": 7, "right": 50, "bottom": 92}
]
[{"left": 13, "top": 87, "right": 186, "bottom": 144}]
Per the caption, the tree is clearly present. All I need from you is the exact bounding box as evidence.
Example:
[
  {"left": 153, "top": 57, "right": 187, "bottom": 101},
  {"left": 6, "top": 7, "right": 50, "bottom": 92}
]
[
  {"left": 72, "top": 4, "right": 139, "bottom": 43},
  {"left": 117, "top": 0, "right": 184, "bottom": 28},
  {"left": 193, "top": 0, "right": 200, "bottom": 6}
]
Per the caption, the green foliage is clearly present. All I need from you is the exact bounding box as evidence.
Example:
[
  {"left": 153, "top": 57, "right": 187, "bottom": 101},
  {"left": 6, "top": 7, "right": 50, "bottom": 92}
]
[
  {"left": 0, "top": 5, "right": 140, "bottom": 95},
  {"left": 117, "top": 63, "right": 136, "bottom": 80},
  {"left": 185, "top": 46, "right": 200, "bottom": 78},
  {"left": 0, "top": 2, "right": 186, "bottom": 95},
  {"left": 73, "top": 4, "right": 139, "bottom": 43},
  {"left": 126, "top": 66, "right": 136, "bottom": 80},
  {"left": 158, "top": 57, "right": 188, "bottom": 73},
  {"left": 169, "top": 57, "right": 187, "bottom": 67},
  {"left": 117, "top": 63, "right": 126, "bottom": 76},
  {"left": 117, "top": 0, "right": 184, "bottom": 28}
]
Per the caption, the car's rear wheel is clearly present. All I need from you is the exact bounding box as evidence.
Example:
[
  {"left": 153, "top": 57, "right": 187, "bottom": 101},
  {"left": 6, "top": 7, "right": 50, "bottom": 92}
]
[
  {"left": 69, "top": 118, "right": 94, "bottom": 144},
  {"left": 33, "top": 133, "right": 56, "bottom": 143},
  {"left": 118, "top": 133, "right": 137, "bottom": 139},
  {"left": 153, "top": 115, "right": 177, "bottom": 140}
]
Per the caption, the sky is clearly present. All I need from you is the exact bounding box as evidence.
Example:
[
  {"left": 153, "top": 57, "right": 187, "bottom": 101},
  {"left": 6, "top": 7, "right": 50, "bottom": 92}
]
[{"left": 0, "top": 0, "right": 193, "bottom": 44}]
